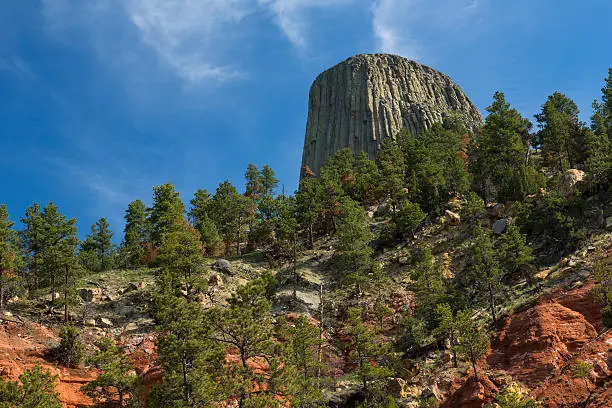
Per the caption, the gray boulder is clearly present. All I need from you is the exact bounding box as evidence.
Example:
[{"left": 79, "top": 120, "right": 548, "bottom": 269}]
[
  {"left": 493, "top": 218, "right": 509, "bottom": 235},
  {"left": 212, "top": 259, "right": 234, "bottom": 276}
]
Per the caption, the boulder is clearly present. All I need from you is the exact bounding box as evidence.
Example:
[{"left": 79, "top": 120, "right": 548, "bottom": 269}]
[
  {"left": 79, "top": 288, "right": 95, "bottom": 302},
  {"left": 606, "top": 216, "right": 612, "bottom": 230},
  {"left": 211, "top": 259, "right": 234, "bottom": 276},
  {"left": 486, "top": 203, "right": 505, "bottom": 219},
  {"left": 492, "top": 218, "right": 509, "bottom": 234},
  {"left": 560, "top": 169, "right": 585, "bottom": 196},
  {"left": 99, "top": 317, "right": 113, "bottom": 328},
  {"left": 444, "top": 210, "right": 461, "bottom": 226},
  {"left": 84, "top": 319, "right": 96, "bottom": 327},
  {"left": 208, "top": 273, "right": 224, "bottom": 287}
]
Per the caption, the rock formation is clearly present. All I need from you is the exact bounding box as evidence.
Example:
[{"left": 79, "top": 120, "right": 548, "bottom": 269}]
[{"left": 301, "top": 54, "right": 482, "bottom": 176}]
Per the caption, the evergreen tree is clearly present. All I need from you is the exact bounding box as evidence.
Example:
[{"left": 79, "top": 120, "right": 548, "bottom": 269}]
[
  {"left": 121, "top": 199, "right": 149, "bottom": 267},
  {"left": 335, "top": 197, "right": 373, "bottom": 295},
  {"left": 277, "top": 315, "right": 327, "bottom": 407},
  {"left": 188, "top": 189, "right": 222, "bottom": 256},
  {"left": 260, "top": 165, "right": 279, "bottom": 196},
  {"left": 0, "top": 205, "right": 21, "bottom": 309},
  {"left": 21, "top": 203, "right": 78, "bottom": 312},
  {"left": 433, "top": 303, "right": 460, "bottom": 367},
  {"left": 455, "top": 310, "right": 489, "bottom": 380},
  {"left": 411, "top": 245, "right": 445, "bottom": 323},
  {"left": 354, "top": 152, "right": 382, "bottom": 207},
  {"left": 149, "top": 183, "right": 185, "bottom": 246},
  {"left": 157, "top": 221, "right": 205, "bottom": 297},
  {"left": 80, "top": 217, "right": 116, "bottom": 272},
  {"left": 535, "top": 92, "right": 588, "bottom": 171},
  {"left": 471, "top": 92, "right": 542, "bottom": 202},
  {"left": 460, "top": 227, "right": 503, "bottom": 323},
  {"left": 83, "top": 337, "right": 140, "bottom": 407},
  {"left": 585, "top": 69, "right": 612, "bottom": 189},
  {"left": 209, "top": 181, "right": 252, "bottom": 255},
  {"left": 19, "top": 203, "right": 44, "bottom": 289},
  {"left": 296, "top": 177, "right": 323, "bottom": 249},
  {"left": 498, "top": 224, "right": 533, "bottom": 278},
  {"left": 396, "top": 201, "right": 424, "bottom": 237},
  {"left": 342, "top": 308, "right": 393, "bottom": 401},
  {"left": 55, "top": 323, "right": 84, "bottom": 368},
  {"left": 0, "top": 365, "right": 62, "bottom": 408},
  {"left": 204, "top": 277, "right": 288, "bottom": 407},
  {"left": 377, "top": 138, "right": 405, "bottom": 218},
  {"left": 152, "top": 294, "right": 225, "bottom": 407},
  {"left": 244, "top": 164, "right": 263, "bottom": 197}
]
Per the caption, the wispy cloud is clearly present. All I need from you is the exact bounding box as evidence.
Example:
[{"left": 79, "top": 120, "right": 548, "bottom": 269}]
[
  {"left": 261, "top": 0, "right": 351, "bottom": 49},
  {"left": 372, "top": 0, "right": 485, "bottom": 60},
  {"left": 0, "top": 56, "right": 36, "bottom": 80}
]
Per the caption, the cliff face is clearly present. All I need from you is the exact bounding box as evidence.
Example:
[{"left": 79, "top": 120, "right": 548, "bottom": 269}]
[{"left": 301, "top": 54, "right": 482, "bottom": 175}]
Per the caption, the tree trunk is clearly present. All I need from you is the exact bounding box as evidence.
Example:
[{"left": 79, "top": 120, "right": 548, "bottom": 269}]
[
  {"left": 182, "top": 352, "right": 190, "bottom": 404},
  {"left": 50, "top": 275, "right": 56, "bottom": 312},
  {"left": 489, "top": 286, "right": 497, "bottom": 324},
  {"left": 471, "top": 350, "right": 478, "bottom": 380},
  {"left": 317, "top": 283, "right": 324, "bottom": 378},
  {"left": 308, "top": 224, "right": 314, "bottom": 249},
  {"left": 64, "top": 265, "right": 69, "bottom": 323},
  {"left": 236, "top": 227, "right": 241, "bottom": 256}
]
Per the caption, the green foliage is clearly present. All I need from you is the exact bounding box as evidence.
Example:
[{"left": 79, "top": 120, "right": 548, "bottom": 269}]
[
  {"left": 461, "top": 192, "right": 485, "bottom": 223},
  {"left": 455, "top": 309, "right": 489, "bottom": 380},
  {"left": 411, "top": 245, "right": 445, "bottom": 323},
  {"left": 457, "top": 227, "right": 503, "bottom": 322},
  {"left": 296, "top": 176, "right": 324, "bottom": 249},
  {"left": 471, "top": 92, "right": 542, "bottom": 202},
  {"left": 342, "top": 308, "right": 393, "bottom": 401},
  {"left": 19, "top": 202, "right": 78, "bottom": 302},
  {"left": 0, "top": 365, "right": 62, "bottom": 408},
  {"left": 396, "top": 201, "right": 425, "bottom": 237},
  {"left": 377, "top": 138, "right": 406, "bottom": 217},
  {"left": 585, "top": 71, "right": 612, "bottom": 189},
  {"left": 0, "top": 204, "right": 21, "bottom": 309},
  {"left": 498, "top": 224, "right": 533, "bottom": 278},
  {"left": 152, "top": 294, "right": 225, "bottom": 407},
  {"left": 121, "top": 199, "right": 149, "bottom": 267},
  {"left": 513, "top": 194, "right": 585, "bottom": 256},
  {"left": 591, "top": 251, "right": 612, "bottom": 328},
  {"left": 55, "top": 323, "right": 84, "bottom": 368},
  {"left": 571, "top": 360, "right": 594, "bottom": 392},
  {"left": 535, "top": 92, "right": 588, "bottom": 171},
  {"left": 277, "top": 315, "right": 327, "bottom": 407},
  {"left": 495, "top": 384, "right": 539, "bottom": 408},
  {"left": 156, "top": 221, "right": 206, "bottom": 298},
  {"left": 433, "top": 303, "right": 459, "bottom": 367},
  {"left": 80, "top": 217, "right": 116, "bottom": 272},
  {"left": 400, "top": 116, "right": 471, "bottom": 213},
  {"left": 149, "top": 183, "right": 185, "bottom": 246},
  {"left": 82, "top": 337, "right": 140, "bottom": 407},
  {"left": 397, "top": 314, "right": 433, "bottom": 353},
  {"left": 188, "top": 190, "right": 223, "bottom": 256},
  {"left": 209, "top": 180, "right": 252, "bottom": 255}
]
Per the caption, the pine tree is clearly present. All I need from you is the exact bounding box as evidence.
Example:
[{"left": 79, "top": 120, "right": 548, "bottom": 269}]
[
  {"left": 149, "top": 183, "right": 185, "bottom": 246},
  {"left": 121, "top": 199, "right": 149, "bottom": 267},
  {"left": 245, "top": 163, "right": 263, "bottom": 197},
  {"left": 204, "top": 277, "right": 287, "bottom": 407},
  {"left": 152, "top": 294, "right": 225, "bottom": 407},
  {"left": 0, "top": 205, "right": 21, "bottom": 310},
  {"left": 19, "top": 203, "right": 44, "bottom": 289},
  {"left": 377, "top": 138, "right": 405, "bottom": 217},
  {"left": 433, "top": 303, "right": 460, "bottom": 367},
  {"left": 82, "top": 337, "right": 140, "bottom": 407},
  {"left": 335, "top": 197, "right": 373, "bottom": 295},
  {"left": 296, "top": 177, "right": 323, "bottom": 249},
  {"left": 354, "top": 152, "right": 381, "bottom": 207},
  {"left": 498, "top": 224, "right": 533, "bottom": 278},
  {"left": 471, "top": 92, "right": 542, "bottom": 202},
  {"left": 21, "top": 203, "right": 78, "bottom": 312},
  {"left": 0, "top": 365, "right": 62, "bottom": 408},
  {"left": 460, "top": 227, "right": 503, "bottom": 323},
  {"left": 455, "top": 310, "right": 489, "bottom": 380},
  {"left": 80, "top": 218, "right": 116, "bottom": 272},
  {"left": 535, "top": 92, "right": 588, "bottom": 171},
  {"left": 55, "top": 323, "right": 84, "bottom": 368},
  {"left": 585, "top": 69, "right": 612, "bottom": 190},
  {"left": 157, "top": 221, "right": 205, "bottom": 297},
  {"left": 209, "top": 181, "right": 252, "bottom": 256},
  {"left": 342, "top": 308, "right": 393, "bottom": 400},
  {"left": 260, "top": 165, "right": 279, "bottom": 196}
]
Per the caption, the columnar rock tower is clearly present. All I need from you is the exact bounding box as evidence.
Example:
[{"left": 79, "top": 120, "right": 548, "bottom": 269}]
[{"left": 301, "top": 54, "right": 483, "bottom": 176}]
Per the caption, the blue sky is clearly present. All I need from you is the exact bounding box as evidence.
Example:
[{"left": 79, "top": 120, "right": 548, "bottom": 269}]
[{"left": 1, "top": 0, "right": 610, "bottom": 240}]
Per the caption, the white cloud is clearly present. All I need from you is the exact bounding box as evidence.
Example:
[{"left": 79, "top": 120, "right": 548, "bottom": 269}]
[
  {"left": 261, "top": 0, "right": 351, "bottom": 49},
  {"left": 42, "top": 0, "right": 351, "bottom": 86},
  {"left": 372, "top": 0, "right": 484, "bottom": 60},
  {"left": 127, "top": 0, "right": 254, "bottom": 83}
]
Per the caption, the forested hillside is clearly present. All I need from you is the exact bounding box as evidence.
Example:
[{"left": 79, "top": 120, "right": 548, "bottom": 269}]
[{"left": 0, "top": 70, "right": 611, "bottom": 408}]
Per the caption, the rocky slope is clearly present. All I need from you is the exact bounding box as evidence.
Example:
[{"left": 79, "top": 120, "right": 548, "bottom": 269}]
[{"left": 301, "top": 54, "right": 482, "bottom": 175}]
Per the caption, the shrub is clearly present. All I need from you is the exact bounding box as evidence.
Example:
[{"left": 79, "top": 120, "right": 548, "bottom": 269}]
[
  {"left": 55, "top": 323, "right": 84, "bottom": 368},
  {"left": 0, "top": 365, "right": 62, "bottom": 408}
]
